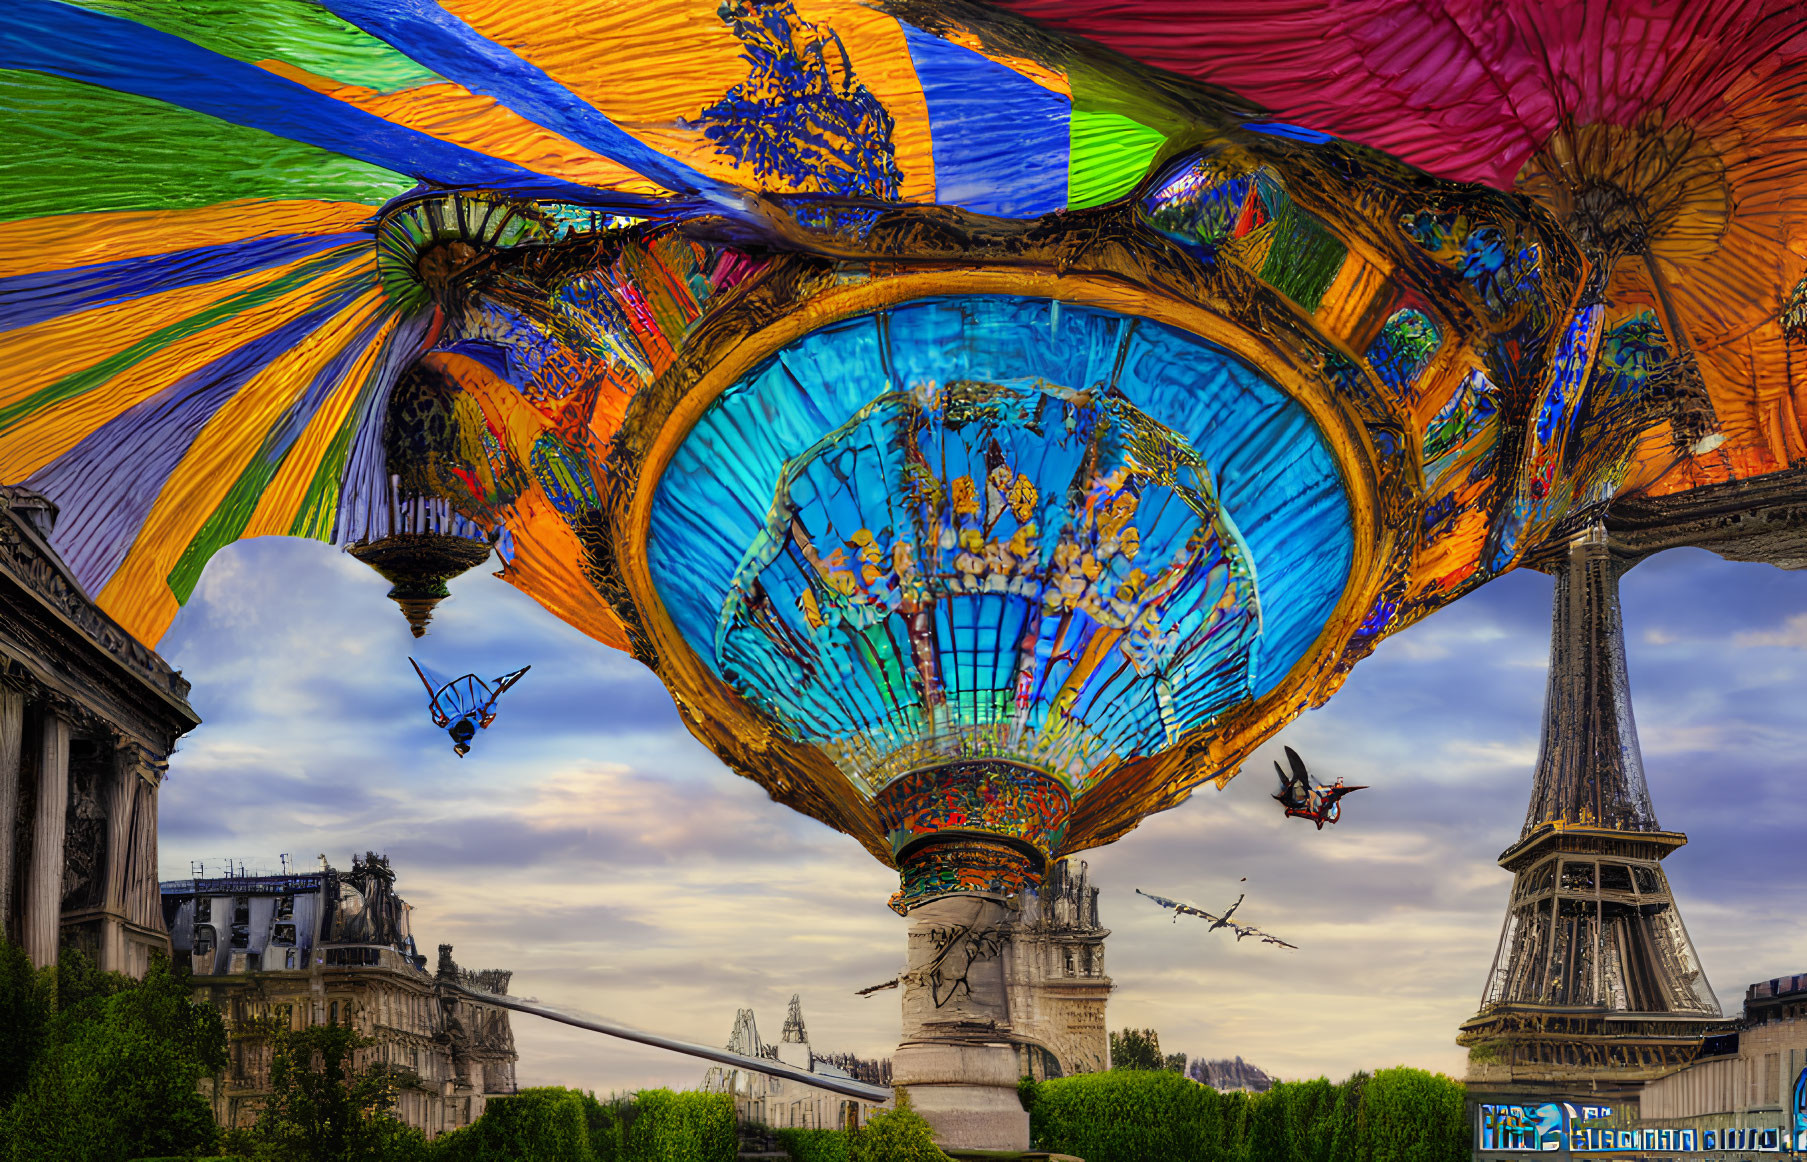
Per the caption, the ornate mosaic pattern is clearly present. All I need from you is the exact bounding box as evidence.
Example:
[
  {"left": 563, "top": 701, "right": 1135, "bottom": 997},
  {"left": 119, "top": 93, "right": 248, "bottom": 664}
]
[
  {"left": 889, "top": 837, "right": 1045, "bottom": 915},
  {"left": 875, "top": 761, "right": 1074, "bottom": 863}
]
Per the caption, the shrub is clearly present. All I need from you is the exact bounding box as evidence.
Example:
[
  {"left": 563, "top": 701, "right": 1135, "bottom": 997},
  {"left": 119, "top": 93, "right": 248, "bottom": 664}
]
[
  {"left": 776, "top": 1126, "right": 852, "bottom": 1162},
  {"left": 621, "top": 1089, "right": 736, "bottom": 1162},
  {"left": 1029, "top": 1070, "right": 1223, "bottom": 1162},
  {"left": 848, "top": 1090, "right": 949, "bottom": 1162},
  {"left": 1, "top": 949, "right": 226, "bottom": 1162},
  {"left": 431, "top": 1087, "right": 596, "bottom": 1162},
  {"left": 1359, "top": 1067, "right": 1466, "bottom": 1162},
  {"left": 1027, "top": 1066, "right": 1465, "bottom": 1162}
]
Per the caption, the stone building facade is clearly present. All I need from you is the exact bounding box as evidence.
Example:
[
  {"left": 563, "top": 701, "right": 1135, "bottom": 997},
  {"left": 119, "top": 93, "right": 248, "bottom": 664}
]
[
  {"left": 1000, "top": 857, "right": 1112, "bottom": 1080},
  {"left": 1638, "top": 972, "right": 1807, "bottom": 1143},
  {"left": 701, "top": 995, "right": 890, "bottom": 1131},
  {"left": 162, "top": 853, "right": 517, "bottom": 1138},
  {"left": 0, "top": 485, "right": 199, "bottom": 973}
]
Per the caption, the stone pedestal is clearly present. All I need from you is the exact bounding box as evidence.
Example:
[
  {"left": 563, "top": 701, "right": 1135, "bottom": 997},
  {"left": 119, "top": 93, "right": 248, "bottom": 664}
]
[{"left": 894, "top": 895, "right": 1030, "bottom": 1151}]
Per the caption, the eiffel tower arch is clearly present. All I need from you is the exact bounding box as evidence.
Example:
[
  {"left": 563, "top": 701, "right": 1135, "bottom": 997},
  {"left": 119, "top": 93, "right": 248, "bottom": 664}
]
[{"left": 1459, "top": 524, "right": 1728, "bottom": 1098}]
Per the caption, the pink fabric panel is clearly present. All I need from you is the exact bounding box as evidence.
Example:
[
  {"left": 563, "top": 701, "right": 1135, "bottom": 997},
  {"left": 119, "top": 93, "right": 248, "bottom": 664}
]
[{"left": 992, "top": 0, "right": 1801, "bottom": 188}]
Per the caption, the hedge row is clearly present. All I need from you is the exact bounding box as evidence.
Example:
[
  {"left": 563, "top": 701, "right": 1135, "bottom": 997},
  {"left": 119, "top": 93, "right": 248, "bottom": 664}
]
[
  {"left": 1022, "top": 1066, "right": 1467, "bottom": 1162},
  {"left": 775, "top": 1128, "right": 851, "bottom": 1162},
  {"left": 772, "top": 1091, "right": 951, "bottom": 1162},
  {"left": 431, "top": 1087, "right": 736, "bottom": 1162}
]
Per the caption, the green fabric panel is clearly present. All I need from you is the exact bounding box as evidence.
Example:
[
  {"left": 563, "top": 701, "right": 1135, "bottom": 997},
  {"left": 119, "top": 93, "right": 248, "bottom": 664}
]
[
  {"left": 0, "top": 69, "right": 411, "bottom": 224},
  {"left": 1258, "top": 185, "right": 1348, "bottom": 313},
  {"left": 68, "top": 0, "right": 441, "bottom": 92},
  {"left": 1068, "top": 108, "right": 1167, "bottom": 209}
]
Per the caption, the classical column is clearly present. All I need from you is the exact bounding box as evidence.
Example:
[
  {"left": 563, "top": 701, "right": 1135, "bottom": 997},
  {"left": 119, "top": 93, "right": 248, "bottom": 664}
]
[
  {"left": 24, "top": 712, "right": 69, "bottom": 968},
  {"left": 100, "top": 744, "right": 138, "bottom": 972},
  {"left": 892, "top": 895, "right": 1030, "bottom": 1150},
  {"left": 0, "top": 686, "right": 22, "bottom": 941}
]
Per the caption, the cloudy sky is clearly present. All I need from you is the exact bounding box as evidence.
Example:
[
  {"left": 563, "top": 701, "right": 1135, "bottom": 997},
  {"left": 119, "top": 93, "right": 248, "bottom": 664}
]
[{"left": 152, "top": 537, "right": 1807, "bottom": 1094}]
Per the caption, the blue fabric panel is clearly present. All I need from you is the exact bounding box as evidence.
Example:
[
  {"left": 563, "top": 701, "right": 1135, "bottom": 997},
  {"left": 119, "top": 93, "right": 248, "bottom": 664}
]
[
  {"left": 0, "top": 231, "right": 369, "bottom": 332},
  {"left": 320, "top": 0, "right": 728, "bottom": 202},
  {"left": 897, "top": 24, "right": 1069, "bottom": 217},
  {"left": 29, "top": 266, "right": 368, "bottom": 596}
]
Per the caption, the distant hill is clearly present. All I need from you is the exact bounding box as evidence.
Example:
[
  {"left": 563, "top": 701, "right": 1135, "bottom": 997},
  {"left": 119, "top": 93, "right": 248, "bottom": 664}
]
[{"left": 1188, "top": 1056, "right": 1274, "bottom": 1093}]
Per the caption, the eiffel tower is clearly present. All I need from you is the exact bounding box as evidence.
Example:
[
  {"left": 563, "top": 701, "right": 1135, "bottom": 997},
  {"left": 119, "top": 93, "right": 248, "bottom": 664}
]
[{"left": 1459, "top": 524, "right": 1726, "bottom": 1098}]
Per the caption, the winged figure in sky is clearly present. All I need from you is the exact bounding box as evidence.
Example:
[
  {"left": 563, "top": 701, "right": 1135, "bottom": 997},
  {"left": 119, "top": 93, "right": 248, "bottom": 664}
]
[
  {"left": 1137, "top": 887, "right": 1298, "bottom": 950},
  {"left": 1272, "top": 747, "right": 1366, "bottom": 830},
  {"left": 410, "top": 659, "right": 529, "bottom": 757}
]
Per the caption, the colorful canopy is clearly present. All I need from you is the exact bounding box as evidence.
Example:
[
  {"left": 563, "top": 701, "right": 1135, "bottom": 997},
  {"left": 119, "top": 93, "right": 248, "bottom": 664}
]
[
  {"left": 3, "top": 0, "right": 1802, "bottom": 906},
  {"left": 991, "top": 0, "right": 1807, "bottom": 492}
]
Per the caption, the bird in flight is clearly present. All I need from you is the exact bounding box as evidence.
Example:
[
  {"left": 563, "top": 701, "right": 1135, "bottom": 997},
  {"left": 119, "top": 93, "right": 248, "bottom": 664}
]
[{"left": 1136, "top": 887, "right": 1297, "bottom": 949}]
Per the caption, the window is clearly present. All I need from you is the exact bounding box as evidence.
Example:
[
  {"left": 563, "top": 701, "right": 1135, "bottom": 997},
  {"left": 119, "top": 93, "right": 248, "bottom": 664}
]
[
  {"left": 194, "top": 897, "right": 212, "bottom": 922},
  {"left": 329, "top": 1000, "right": 340, "bottom": 1024},
  {"left": 1560, "top": 862, "right": 1596, "bottom": 892},
  {"left": 1366, "top": 308, "right": 1441, "bottom": 396},
  {"left": 1064, "top": 949, "right": 1076, "bottom": 976}
]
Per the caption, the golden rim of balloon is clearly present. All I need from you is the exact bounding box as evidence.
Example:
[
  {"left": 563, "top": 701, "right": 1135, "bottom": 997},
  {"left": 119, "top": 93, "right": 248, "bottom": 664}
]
[{"left": 619, "top": 265, "right": 1387, "bottom": 849}]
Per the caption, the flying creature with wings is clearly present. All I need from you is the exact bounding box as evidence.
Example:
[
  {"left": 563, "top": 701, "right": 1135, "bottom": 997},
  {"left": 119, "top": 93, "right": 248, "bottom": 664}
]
[
  {"left": 1136, "top": 887, "right": 1298, "bottom": 949},
  {"left": 1272, "top": 746, "right": 1366, "bottom": 829},
  {"left": 410, "top": 659, "right": 531, "bottom": 757}
]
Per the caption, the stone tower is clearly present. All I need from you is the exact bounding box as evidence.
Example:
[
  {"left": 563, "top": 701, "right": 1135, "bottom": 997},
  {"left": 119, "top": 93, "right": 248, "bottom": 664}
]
[{"left": 1460, "top": 525, "right": 1724, "bottom": 1097}]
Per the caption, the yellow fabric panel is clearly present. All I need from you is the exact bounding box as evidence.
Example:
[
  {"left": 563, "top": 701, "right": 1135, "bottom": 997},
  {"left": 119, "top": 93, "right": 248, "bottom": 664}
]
[
  {"left": 242, "top": 311, "right": 405, "bottom": 539},
  {"left": 0, "top": 259, "right": 359, "bottom": 477},
  {"left": 97, "top": 288, "right": 393, "bottom": 638},
  {"left": 0, "top": 201, "right": 375, "bottom": 279},
  {"left": 428, "top": 350, "right": 546, "bottom": 463},
  {"left": 792, "top": 0, "right": 934, "bottom": 201},
  {"left": 437, "top": 0, "right": 754, "bottom": 190},
  {"left": 497, "top": 494, "right": 631, "bottom": 652},
  {"left": 256, "top": 61, "right": 672, "bottom": 197},
  {"left": 424, "top": 349, "right": 631, "bottom": 650}
]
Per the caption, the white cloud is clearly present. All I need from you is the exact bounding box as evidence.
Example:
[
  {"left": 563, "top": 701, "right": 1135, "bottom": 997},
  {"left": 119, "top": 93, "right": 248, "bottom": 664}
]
[
  {"left": 1734, "top": 611, "right": 1807, "bottom": 649},
  {"left": 154, "top": 539, "right": 1807, "bottom": 1093}
]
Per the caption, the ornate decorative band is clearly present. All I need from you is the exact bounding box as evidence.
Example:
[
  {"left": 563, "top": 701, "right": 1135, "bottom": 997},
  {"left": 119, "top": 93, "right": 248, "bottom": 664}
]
[
  {"left": 875, "top": 760, "right": 1073, "bottom": 861},
  {"left": 888, "top": 836, "right": 1046, "bottom": 915}
]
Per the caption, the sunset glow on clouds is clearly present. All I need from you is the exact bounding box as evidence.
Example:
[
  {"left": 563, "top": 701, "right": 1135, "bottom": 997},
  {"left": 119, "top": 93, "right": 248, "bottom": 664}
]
[{"left": 156, "top": 540, "right": 1807, "bottom": 1092}]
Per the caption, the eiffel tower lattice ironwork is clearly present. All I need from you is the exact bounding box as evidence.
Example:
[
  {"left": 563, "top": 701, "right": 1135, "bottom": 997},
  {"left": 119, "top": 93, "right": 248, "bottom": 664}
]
[{"left": 1459, "top": 524, "right": 1726, "bottom": 1097}]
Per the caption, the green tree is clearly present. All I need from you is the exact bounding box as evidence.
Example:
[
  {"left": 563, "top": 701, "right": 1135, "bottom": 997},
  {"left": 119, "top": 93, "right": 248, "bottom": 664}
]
[
  {"left": 849, "top": 1089, "right": 952, "bottom": 1162},
  {"left": 1110, "top": 1027, "right": 1182, "bottom": 1072},
  {"left": 0, "top": 939, "right": 49, "bottom": 1108},
  {"left": 621, "top": 1089, "right": 736, "bottom": 1162},
  {"left": 242, "top": 1020, "right": 425, "bottom": 1162},
  {"left": 1361, "top": 1067, "right": 1465, "bottom": 1162},
  {"left": 0, "top": 948, "right": 226, "bottom": 1162}
]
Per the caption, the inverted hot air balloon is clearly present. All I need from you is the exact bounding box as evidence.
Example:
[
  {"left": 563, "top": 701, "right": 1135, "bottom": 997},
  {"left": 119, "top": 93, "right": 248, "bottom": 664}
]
[{"left": 4, "top": 0, "right": 1803, "bottom": 1147}]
